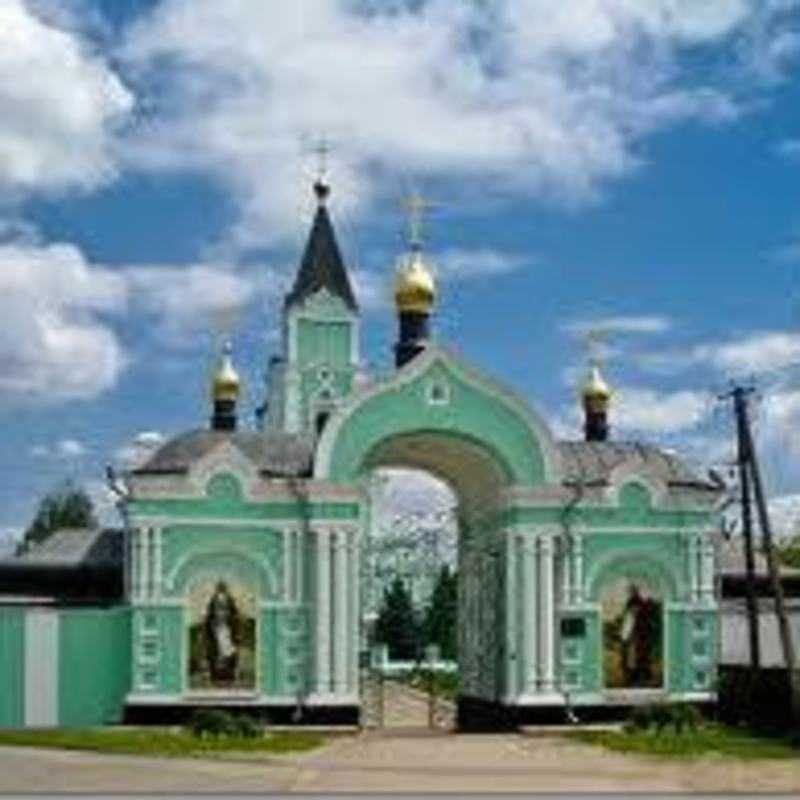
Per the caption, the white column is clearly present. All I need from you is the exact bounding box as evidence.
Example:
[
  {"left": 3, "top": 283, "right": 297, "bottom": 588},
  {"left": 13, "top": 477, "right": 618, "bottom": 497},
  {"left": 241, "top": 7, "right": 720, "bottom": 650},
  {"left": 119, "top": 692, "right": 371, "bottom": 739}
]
[
  {"left": 348, "top": 528, "right": 359, "bottom": 693},
  {"left": 153, "top": 527, "right": 162, "bottom": 600},
  {"left": 687, "top": 533, "right": 697, "bottom": 603},
  {"left": 561, "top": 537, "right": 572, "bottom": 607},
  {"left": 24, "top": 611, "right": 59, "bottom": 727},
  {"left": 139, "top": 527, "right": 150, "bottom": 602},
  {"left": 522, "top": 534, "right": 538, "bottom": 694},
  {"left": 701, "top": 535, "right": 714, "bottom": 602},
  {"left": 316, "top": 528, "right": 331, "bottom": 695},
  {"left": 505, "top": 533, "right": 517, "bottom": 698},
  {"left": 283, "top": 529, "right": 291, "bottom": 602},
  {"left": 539, "top": 535, "right": 555, "bottom": 692},
  {"left": 129, "top": 528, "right": 139, "bottom": 602},
  {"left": 333, "top": 529, "right": 349, "bottom": 695},
  {"left": 295, "top": 530, "right": 303, "bottom": 603}
]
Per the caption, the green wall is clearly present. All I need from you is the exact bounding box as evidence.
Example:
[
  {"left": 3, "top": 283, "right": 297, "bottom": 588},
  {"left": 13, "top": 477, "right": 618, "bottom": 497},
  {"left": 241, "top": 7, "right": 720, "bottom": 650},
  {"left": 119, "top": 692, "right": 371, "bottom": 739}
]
[
  {"left": 59, "top": 608, "right": 132, "bottom": 726},
  {"left": 0, "top": 609, "right": 24, "bottom": 728}
]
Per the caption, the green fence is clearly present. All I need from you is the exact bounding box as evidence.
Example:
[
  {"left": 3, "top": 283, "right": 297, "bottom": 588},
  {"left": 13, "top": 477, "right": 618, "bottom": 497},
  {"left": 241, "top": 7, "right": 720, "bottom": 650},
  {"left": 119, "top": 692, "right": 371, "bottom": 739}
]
[{"left": 0, "top": 605, "right": 131, "bottom": 728}]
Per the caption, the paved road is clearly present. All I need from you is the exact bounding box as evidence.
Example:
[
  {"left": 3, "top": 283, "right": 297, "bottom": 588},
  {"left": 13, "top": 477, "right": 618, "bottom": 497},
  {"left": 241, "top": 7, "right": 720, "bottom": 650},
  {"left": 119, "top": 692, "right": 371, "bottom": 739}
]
[
  {"left": 1, "top": 687, "right": 797, "bottom": 793},
  {"left": 2, "top": 732, "right": 798, "bottom": 794}
]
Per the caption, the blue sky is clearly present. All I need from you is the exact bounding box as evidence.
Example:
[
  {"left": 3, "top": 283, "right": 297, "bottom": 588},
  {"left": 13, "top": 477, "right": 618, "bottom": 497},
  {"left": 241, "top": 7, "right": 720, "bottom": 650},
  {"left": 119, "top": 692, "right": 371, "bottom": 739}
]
[{"left": 4, "top": 0, "right": 800, "bottom": 544}]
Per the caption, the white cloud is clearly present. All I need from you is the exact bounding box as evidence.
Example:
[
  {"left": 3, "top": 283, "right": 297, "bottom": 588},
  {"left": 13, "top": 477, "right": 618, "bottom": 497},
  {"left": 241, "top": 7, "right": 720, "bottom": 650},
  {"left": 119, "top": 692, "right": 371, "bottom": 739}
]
[
  {"left": 767, "top": 494, "right": 800, "bottom": 539},
  {"left": 372, "top": 467, "right": 456, "bottom": 521},
  {"left": 434, "top": 249, "right": 527, "bottom": 280},
  {"left": 32, "top": 438, "right": 88, "bottom": 458},
  {"left": 0, "top": 528, "right": 20, "bottom": 558},
  {"left": 57, "top": 438, "right": 86, "bottom": 458},
  {"left": 614, "top": 386, "right": 714, "bottom": 434},
  {"left": 121, "top": 0, "right": 796, "bottom": 249},
  {"left": 556, "top": 384, "right": 714, "bottom": 439},
  {"left": 563, "top": 315, "right": 673, "bottom": 338},
  {"left": 128, "top": 264, "right": 260, "bottom": 346},
  {"left": 0, "top": 0, "right": 132, "bottom": 195},
  {"left": 351, "top": 247, "right": 526, "bottom": 312},
  {"left": 0, "top": 226, "right": 268, "bottom": 404},
  {"left": 113, "top": 430, "right": 165, "bottom": 470},
  {"left": 0, "top": 238, "right": 128, "bottom": 402},
  {"left": 638, "top": 330, "right": 800, "bottom": 377},
  {"left": 706, "top": 332, "right": 800, "bottom": 374}
]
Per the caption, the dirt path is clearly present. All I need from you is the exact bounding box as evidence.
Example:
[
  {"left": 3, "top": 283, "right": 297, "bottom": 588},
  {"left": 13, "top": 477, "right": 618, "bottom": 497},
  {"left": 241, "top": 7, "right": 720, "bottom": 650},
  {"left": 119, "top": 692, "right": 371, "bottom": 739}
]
[
  {"left": 286, "top": 731, "right": 799, "bottom": 793},
  {"left": 1, "top": 730, "right": 796, "bottom": 793}
]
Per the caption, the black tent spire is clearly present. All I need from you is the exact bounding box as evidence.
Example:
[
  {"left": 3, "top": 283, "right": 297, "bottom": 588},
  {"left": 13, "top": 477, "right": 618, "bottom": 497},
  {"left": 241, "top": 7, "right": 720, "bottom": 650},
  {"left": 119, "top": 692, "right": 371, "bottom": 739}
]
[{"left": 284, "top": 180, "right": 358, "bottom": 312}]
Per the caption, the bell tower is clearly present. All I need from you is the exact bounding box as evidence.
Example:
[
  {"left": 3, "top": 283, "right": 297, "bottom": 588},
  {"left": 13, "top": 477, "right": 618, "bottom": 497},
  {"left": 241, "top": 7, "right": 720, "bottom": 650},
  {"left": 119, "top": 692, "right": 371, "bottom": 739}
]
[{"left": 264, "top": 175, "right": 360, "bottom": 436}]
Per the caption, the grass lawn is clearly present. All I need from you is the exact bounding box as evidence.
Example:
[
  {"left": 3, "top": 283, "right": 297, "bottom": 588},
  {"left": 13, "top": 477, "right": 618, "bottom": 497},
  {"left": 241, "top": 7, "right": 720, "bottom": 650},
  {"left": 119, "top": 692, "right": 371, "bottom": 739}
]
[
  {"left": 0, "top": 728, "right": 326, "bottom": 758},
  {"left": 571, "top": 725, "right": 800, "bottom": 760}
]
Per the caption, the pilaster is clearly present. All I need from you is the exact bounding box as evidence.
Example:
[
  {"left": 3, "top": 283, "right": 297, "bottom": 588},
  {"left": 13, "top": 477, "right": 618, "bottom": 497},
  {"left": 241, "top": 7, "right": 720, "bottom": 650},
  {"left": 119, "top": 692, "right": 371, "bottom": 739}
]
[
  {"left": 521, "top": 534, "right": 538, "bottom": 693},
  {"left": 333, "top": 528, "right": 349, "bottom": 694},
  {"left": 538, "top": 534, "right": 555, "bottom": 691},
  {"left": 315, "top": 528, "right": 331, "bottom": 694}
]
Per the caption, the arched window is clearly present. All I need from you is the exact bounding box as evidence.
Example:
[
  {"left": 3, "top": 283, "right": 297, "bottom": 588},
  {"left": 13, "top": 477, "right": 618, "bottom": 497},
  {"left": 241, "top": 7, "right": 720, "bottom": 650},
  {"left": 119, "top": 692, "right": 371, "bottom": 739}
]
[{"left": 316, "top": 411, "right": 330, "bottom": 435}]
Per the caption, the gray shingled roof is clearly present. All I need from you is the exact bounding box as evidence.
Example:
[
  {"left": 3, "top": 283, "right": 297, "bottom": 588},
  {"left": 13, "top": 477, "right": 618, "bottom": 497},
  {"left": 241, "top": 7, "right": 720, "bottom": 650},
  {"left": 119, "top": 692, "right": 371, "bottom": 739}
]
[
  {"left": 284, "top": 201, "right": 358, "bottom": 311},
  {"left": 5, "top": 528, "right": 122, "bottom": 567},
  {"left": 133, "top": 429, "right": 314, "bottom": 477},
  {"left": 557, "top": 440, "right": 719, "bottom": 490}
]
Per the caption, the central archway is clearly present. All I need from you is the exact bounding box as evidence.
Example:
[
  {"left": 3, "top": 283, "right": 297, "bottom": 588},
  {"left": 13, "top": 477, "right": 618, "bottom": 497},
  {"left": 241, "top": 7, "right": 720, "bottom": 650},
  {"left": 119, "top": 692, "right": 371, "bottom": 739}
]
[{"left": 314, "top": 346, "right": 561, "bottom": 722}]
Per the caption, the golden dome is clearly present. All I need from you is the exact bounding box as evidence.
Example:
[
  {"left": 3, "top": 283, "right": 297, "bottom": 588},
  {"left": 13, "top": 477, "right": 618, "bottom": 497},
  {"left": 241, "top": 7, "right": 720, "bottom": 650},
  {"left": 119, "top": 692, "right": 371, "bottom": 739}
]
[
  {"left": 581, "top": 363, "right": 612, "bottom": 410},
  {"left": 394, "top": 250, "right": 436, "bottom": 314},
  {"left": 212, "top": 341, "right": 241, "bottom": 402}
]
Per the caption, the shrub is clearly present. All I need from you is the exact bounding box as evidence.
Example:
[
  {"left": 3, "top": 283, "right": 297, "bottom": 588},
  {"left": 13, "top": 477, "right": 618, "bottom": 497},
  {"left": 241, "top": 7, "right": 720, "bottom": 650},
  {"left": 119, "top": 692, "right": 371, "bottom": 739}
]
[
  {"left": 624, "top": 702, "right": 702, "bottom": 735},
  {"left": 187, "top": 709, "right": 263, "bottom": 739}
]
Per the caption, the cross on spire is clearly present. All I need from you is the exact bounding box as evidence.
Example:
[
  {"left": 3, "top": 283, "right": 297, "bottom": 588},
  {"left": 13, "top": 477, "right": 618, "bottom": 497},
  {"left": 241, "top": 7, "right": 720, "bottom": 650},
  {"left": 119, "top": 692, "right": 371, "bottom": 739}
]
[
  {"left": 311, "top": 136, "right": 331, "bottom": 203},
  {"left": 402, "top": 190, "right": 439, "bottom": 250},
  {"left": 313, "top": 136, "right": 330, "bottom": 182},
  {"left": 583, "top": 326, "right": 609, "bottom": 368}
]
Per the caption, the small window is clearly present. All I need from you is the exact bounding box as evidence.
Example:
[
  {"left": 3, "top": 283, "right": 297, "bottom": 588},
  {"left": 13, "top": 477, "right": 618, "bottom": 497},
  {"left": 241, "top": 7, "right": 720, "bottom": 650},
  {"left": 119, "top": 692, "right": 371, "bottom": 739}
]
[
  {"left": 561, "top": 618, "right": 586, "bottom": 638},
  {"left": 695, "top": 669, "right": 708, "bottom": 688},
  {"left": 564, "top": 670, "right": 581, "bottom": 688},
  {"left": 426, "top": 379, "right": 450, "bottom": 406},
  {"left": 316, "top": 412, "right": 330, "bottom": 435}
]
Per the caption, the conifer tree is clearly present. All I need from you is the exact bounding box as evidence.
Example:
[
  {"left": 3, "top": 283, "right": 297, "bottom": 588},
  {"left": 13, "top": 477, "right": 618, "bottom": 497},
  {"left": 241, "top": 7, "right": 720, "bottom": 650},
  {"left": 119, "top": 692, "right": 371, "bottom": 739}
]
[
  {"left": 374, "top": 575, "right": 420, "bottom": 660},
  {"left": 423, "top": 564, "right": 457, "bottom": 660}
]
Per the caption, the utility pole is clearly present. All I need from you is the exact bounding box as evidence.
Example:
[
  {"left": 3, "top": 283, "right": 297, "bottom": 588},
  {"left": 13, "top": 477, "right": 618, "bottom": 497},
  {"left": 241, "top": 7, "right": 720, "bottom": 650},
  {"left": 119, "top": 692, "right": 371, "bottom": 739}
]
[
  {"left": 726, "top": 384, "right": 800, "bottom": 722},
  {"left": 732, "top": 387, "right": 761, "bottom": 673}
]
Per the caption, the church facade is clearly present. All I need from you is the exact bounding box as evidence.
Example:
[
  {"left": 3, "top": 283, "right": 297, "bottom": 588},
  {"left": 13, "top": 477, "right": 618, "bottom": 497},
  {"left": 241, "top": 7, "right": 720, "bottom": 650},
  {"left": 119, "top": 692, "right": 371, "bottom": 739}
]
[{"left": 0, "top": 178, "right": 723, "bottom": 728}]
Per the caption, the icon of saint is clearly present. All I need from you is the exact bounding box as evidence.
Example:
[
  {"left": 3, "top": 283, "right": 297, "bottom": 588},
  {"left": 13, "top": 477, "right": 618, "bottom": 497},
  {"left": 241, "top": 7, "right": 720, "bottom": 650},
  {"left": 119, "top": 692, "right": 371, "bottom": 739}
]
[{"left": 204, "top": 581, "right": 239, "bottom": 685}]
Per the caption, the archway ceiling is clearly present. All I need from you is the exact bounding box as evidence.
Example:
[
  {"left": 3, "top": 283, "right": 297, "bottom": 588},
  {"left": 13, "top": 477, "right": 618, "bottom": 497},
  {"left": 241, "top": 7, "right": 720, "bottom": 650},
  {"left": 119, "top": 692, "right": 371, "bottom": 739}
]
[{"left": 363, "top": 432, "right": 507, "bottom": 523}]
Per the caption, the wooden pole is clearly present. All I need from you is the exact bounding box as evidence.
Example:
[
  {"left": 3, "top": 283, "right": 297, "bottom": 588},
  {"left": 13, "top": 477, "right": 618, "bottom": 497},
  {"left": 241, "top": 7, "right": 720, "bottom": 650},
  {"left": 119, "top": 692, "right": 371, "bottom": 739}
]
[
  {"left": 733, "top": 387, "right": 761, "bottom": 672},
  {"left": 740, "top": 391, "right": 800, "bottom": 723}
]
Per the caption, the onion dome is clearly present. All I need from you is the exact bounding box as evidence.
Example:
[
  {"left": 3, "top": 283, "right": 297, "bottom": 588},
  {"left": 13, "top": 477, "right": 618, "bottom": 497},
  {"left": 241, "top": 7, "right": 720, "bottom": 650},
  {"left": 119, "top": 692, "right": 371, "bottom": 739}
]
[
  {"left": 394, "top": 249, "right": 436, "bottom": 314},
  {"left": 581, "top": 362, "right": 612, "bottom": 411},
  {"left": 212, "top": 341, "right": 241, "bottom": 402}
]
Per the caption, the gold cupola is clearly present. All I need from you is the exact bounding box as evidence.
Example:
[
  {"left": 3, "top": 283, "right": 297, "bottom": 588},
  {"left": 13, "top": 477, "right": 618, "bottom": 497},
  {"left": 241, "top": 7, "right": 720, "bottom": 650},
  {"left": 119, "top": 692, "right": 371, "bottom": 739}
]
[
  {"left": 581, "top": 360, "right": 612, "bottom": 442},
  {"left": 212, "top": 340, "right": 241, "bottom": 403},
  {"left": 580, "top": 362, "right": 612, "bottom": 410},
  {"left": 394, "top": 248, "right": 437, "bottom": 314}
]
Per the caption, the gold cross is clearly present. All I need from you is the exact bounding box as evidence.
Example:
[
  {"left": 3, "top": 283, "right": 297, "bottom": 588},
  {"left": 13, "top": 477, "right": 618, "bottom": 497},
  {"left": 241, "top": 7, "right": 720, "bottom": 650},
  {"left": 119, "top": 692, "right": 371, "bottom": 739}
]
[
  {"left": 402, "top": 190, "right": 439, "bottom": 248},
  {"left": 583, "top": 326, "right": 609, "bottom": 368}
]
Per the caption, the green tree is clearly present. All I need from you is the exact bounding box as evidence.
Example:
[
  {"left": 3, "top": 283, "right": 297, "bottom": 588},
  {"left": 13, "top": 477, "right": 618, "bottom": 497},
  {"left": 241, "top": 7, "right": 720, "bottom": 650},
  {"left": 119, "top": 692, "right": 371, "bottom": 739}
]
[
  {"left": 374, "top": 575, "right": 420, "bottom": 660},
  {"left": 778, "top": 536, "right": 800, "bottom": 569},
  {"left": 16, "top": 482, "right": 96, "bottom": 555},
  {"left": 423, "top": 565, "right": 458, "bottom": 660}
]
